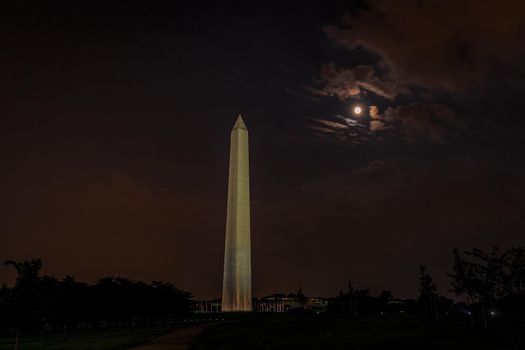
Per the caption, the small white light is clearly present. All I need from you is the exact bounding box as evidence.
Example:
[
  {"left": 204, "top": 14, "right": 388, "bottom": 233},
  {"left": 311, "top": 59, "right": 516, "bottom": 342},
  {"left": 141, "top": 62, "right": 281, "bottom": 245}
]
[{"left": 354, "top": 106, "right": 362, "bottom": 115}]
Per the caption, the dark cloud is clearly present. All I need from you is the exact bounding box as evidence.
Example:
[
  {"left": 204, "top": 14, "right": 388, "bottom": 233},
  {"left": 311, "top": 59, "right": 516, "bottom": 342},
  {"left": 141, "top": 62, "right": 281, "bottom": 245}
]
[
  {"left": 318, "top": 0, "right": 525, "bottom": 142},
  {"left": 320, "top": 62, "right": 399, "bottom": 100},
  {"left": 324, "top": 0, "right": 525, "bottom": 91},
  {"left": 305, "top": 115, "right": 373, "bottom": 146},
  {"left": 380, "top": 103, "right": 459, "bottom": 142},
  {"left": 369, "top": 120, "right": 386, "bottom": 132}
]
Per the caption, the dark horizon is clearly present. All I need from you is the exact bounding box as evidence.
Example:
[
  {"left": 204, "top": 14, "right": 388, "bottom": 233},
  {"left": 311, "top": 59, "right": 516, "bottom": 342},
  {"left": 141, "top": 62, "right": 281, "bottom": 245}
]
[{"left": 1, "top": 1, "right": 525, "bottom": 300}]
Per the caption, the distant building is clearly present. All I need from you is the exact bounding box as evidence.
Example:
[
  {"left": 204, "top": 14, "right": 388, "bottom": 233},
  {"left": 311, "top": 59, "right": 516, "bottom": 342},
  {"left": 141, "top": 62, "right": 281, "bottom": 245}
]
[
  {"left": 255, "top": 295, "right": 328, "bottom": 313},
  {"left": 194, "top": 295, "right": 328, "bottom": 313},
  {"left": 194, "top": 299, "right": 222, "bottom": 313}
]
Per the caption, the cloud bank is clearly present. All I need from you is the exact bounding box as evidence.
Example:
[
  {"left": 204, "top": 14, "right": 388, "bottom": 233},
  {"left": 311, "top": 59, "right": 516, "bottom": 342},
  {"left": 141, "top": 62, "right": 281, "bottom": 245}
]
[{"left": 317, "top": 0, "right": 525, "bottom": 142}]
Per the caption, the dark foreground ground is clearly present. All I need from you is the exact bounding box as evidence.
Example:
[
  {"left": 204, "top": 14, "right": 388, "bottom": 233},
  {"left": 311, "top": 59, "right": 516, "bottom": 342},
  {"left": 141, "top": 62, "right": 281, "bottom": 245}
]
[
  {"left": 190, "top": 313, "right": 525, "bottom": 350},
  {"left": 1, "top": 314, "right": 523, "bottom": 350},
  {"left": 0, "top": 324, "right": 188, "bottom": 350}
]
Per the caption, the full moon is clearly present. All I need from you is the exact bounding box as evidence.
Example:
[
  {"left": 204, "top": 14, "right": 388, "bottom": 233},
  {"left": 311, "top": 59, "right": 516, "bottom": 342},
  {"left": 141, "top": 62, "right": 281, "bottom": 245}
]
[{"left": 353, "top": 106, "right": 362, "bottom": 115}]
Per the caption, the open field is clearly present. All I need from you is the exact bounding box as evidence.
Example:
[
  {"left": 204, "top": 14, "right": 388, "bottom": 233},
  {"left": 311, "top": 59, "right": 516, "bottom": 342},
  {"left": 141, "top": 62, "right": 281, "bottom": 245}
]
[
  {"left": 190, "top": 313, "right": 525, "bottom": 350},
  {"left": 0, "top": 324, "right": 188, "bottom": 350},
  {"left": 1, "top": 314, "right": 523, "bottom": 350}
]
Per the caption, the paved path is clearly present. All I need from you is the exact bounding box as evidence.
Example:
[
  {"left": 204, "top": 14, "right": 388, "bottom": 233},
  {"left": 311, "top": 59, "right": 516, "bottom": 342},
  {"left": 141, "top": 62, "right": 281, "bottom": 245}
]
[{"left": 129, "top": 323, "right": 211, "bottom": 350}]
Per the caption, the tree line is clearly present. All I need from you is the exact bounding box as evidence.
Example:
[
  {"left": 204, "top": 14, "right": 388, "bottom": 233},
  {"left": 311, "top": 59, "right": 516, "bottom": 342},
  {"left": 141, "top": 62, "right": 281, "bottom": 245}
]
[
  {"left": 328, "top": 245, "right": 525, "bottom": 330},
  {"left": 2, "top": 245, "right": 523, "bottom": 335},
  {"left": 0, "top": 259, "right": 192, "bottom": 336}
]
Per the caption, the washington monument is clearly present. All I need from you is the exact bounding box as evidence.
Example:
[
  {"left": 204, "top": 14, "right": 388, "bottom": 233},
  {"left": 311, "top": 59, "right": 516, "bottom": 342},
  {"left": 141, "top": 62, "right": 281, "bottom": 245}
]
[{"left": 222, "top": 115, "right": 252, "bottom": 312}]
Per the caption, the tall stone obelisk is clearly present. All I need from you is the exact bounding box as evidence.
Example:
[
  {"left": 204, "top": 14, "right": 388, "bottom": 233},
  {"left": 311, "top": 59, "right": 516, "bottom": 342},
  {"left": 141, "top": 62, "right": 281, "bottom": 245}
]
[{"left": 222, "top": 115, "right": 252, "bottom": 312}]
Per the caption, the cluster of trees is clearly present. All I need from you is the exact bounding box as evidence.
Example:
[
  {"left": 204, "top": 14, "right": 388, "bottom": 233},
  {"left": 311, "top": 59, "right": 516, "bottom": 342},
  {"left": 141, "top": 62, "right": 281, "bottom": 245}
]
[
  {"left": 417, "top": 264, "right": 455, "bottom": 321},
  {"left": 328, "top": 246, "right": 525, "bottom": 330},
  {"left": 0, "top": 259, "right": 192, "bottom": 335},
  {"left": 450, "top": 246, "right": 525, "bottom": 329},
  {"left": 326, "top": 281, "right": 432, "bottom": 315},
  {"left": 3, "top": 246, "right": 523, "bottom": 335}
]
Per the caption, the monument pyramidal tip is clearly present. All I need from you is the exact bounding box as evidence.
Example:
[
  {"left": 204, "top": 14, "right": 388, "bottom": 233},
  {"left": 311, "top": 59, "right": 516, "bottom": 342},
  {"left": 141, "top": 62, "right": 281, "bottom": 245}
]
[{"left": 222, "top": 114, "right": 252, "bottom": 312}]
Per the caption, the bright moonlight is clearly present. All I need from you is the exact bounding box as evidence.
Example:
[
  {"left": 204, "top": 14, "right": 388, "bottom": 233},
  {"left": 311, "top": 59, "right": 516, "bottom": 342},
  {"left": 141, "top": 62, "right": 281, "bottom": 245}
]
[{"left": 353, "top": 106, "right": 362, "bottom": 115}]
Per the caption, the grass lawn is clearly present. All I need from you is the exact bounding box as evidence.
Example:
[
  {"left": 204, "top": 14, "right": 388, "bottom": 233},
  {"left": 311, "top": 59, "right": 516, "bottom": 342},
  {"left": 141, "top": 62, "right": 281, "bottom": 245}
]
[
  {"left": 189, "top": 313, "right": 525, "bottom": 350},
  {"left": 0, "top": 324, "right": 187, "bottom": 350}
]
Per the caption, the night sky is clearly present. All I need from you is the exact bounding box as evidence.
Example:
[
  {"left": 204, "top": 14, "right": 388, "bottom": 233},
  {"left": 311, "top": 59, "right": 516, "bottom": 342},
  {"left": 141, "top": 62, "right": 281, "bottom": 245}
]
[{"left": 1, "top": 1, "right": 525, "bottom": 299}]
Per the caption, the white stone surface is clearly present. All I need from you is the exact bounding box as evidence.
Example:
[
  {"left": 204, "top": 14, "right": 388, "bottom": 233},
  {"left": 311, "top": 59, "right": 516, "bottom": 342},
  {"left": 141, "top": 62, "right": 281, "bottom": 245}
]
[{"left": 221, "top": 115, "right": 252, "bottom": 312}]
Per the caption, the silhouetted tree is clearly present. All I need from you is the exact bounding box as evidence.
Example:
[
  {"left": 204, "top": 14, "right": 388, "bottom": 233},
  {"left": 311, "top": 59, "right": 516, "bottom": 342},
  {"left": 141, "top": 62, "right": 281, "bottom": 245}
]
[
  {"left": 4, "top": 259, "right": 44, "bottom": 332},
  {"left": 448, "top": 246, "right": 521, "bottom": 329},
  {"left": 418, "top": 264, "right": 439, "bottom": 320},
  {"left": 377, "top": 290, "right": 392, "bottom": 312},
  {"left": 0, "top": 259, "right": 193, "bottom": 334},
  {"left": 327, "top": 281, "right": 381, "bottom": 314}
]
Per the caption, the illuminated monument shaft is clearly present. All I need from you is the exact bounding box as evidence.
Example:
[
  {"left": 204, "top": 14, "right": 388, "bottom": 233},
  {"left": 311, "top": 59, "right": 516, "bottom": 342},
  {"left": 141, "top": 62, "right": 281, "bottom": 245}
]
[{"left": 222, "top": 115, "right": 252, "bottom": 312}]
